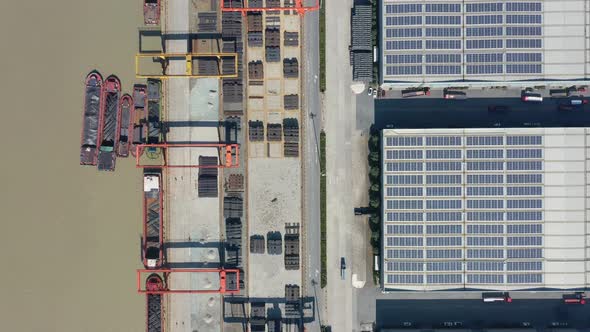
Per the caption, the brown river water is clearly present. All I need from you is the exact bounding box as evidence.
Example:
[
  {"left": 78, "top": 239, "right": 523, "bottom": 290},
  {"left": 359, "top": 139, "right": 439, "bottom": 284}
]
[{"left": 1, "top": 1, "right": 146, "bottom": 331}]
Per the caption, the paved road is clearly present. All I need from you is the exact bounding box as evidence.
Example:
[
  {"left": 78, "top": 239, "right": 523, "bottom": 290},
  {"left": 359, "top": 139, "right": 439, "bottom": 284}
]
[
  {"left": 374, "top": 97, "right": 590, "bottom": 129},
  {"left": 324, "top": 0, "right": 358, "bottom": 330},
  {"left": 375, "top": 299, "right": 590, "bottom": 330},
  {"left": 301, "top": 1, "right": 322, "bottom": 331}
]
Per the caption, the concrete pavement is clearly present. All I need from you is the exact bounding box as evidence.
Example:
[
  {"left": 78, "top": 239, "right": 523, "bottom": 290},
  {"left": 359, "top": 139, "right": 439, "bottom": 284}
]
[
  {"left": 324, "top": 0, "right": 358, "bottom": 330},
  {"left": 301, "top": 1, "right": 323, "bottom": 331}
]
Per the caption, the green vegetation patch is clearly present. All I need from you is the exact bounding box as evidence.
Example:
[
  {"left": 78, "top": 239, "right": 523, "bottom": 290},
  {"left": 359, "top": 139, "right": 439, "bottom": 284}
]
[{"left": 319, "top": 0, "right": 326, "bottom": 92}]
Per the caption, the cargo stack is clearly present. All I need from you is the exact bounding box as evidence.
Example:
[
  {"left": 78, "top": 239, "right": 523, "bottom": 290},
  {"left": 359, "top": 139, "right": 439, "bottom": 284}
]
[
  {"left": 198, "top": 156, "right": 218, "bottom": 197},
  {"left": 283, "top": 118, "right": 299, "bottom": 157}
]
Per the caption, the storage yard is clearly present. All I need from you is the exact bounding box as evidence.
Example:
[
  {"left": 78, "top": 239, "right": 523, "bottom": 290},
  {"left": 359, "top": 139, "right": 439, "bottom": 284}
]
[{"left": 79, "top": 0, "right": 318, "bottom": 331}]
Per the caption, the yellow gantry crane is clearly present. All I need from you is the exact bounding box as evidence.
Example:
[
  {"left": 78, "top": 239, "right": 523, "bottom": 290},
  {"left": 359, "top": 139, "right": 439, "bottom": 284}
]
[{"left": 135, "top": 53, "right": 239, "bottom": 79}]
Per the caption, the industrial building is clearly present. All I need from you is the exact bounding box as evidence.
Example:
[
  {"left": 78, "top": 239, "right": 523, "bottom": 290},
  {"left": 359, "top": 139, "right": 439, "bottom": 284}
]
[
  {"left": 381, "top": 127, "right": 590, "bottom": 291},
  {"left": 379, "top": 0, "right": 590, "bottom": 86}
]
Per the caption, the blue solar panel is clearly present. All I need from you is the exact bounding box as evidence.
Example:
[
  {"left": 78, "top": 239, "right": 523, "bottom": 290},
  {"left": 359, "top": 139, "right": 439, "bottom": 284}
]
[
  {"left": 386, "top": 16, "right": 423, "bottom": 26},
  {"left": 426, "top": 65, "right": 461, "bottom": 75},
  {"left": 425, "top": 54, "right": 462, "bottom": 63},
  {"left": 466, "top": 39, "right": 503, "bottom": 49},
  {"left": 506, "top": 261, "right": 542, "bottom": 271},
  {"left": 425, "top": 27, "right": 462, "bottom": 37},
  {"left": 467, "top": 224, "right": 504, "bottom": 234},
  {"left": 426, "top": 174, "right": 462, "bottom": 184},
  {"left": 506, "top": 53, "right": 542, "bottom": 62},
  {"left": 425, "top": 3, "right": 461, "bottom": 12},
  {"left": 466, "top": 64, "right": 503, "bottom": 74},
  {"left": 386, "top": 66, "right": 423, "bottom": 76},
  {"left": 425, "top": 40, "right": 461, "bottom": 50},
  {"left": 467, "top": 261, "right": 504, "bottom": 271},
  {"left": 386, "top": 54, "right": 422, "bottom": 64},
  {"left": 506, "top": 2, "right": 542, "bottom": 12},
  {"left": 386, "top": 28, "right": 423, "bottom": 38},
  {"left": 465, "top": 53, "right": 503, "bottom": 63},
  {"left": 466, "top": 27, "right": 503, "bottom": 37},
  {"left": 466, "top": 3, "right": 503, "bottom": 12},
  {"left": 466, "top": 149, "right": 504, "bottom": 159},
  {"left": 508, "top": 63, "right": 543, "bottom": 73},
  {"left": 466, "top": 136, "right": 504, "bottom": 145},
  {"left": 506, "top": 26, "right": 542, "bottom": 36},
  {"left": 387, "top": 40, "right": 423, "bottom": 50},
  {"left": 425, "top": 15, "right": 461, "bottom": 25},
  {"left": 466, "top": 15, "right": 503, "bottom": 25},
  {"left": 385, "top": 3, "right": 423, "bottom": 14},
  {"left": 506, "top": 39, "right": 542, "bottom": 48},
  {"left": 427, "top": 261, "right": 462, "bottom": 271},
  {"left": 467, "top": 274, "right": 504, "bottom": 283},
  {"left": 506, "top": 14, "right": 542, "bottom": 24}
]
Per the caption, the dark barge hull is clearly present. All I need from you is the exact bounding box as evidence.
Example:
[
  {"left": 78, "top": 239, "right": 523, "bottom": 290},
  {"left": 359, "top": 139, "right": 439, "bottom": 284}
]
[
  {"left": 80, "top": 71, "right": 103, "bottom": 165},
  {"left": 97, "top": 75, "right": 121, "bottom": 171},
  {"left": 143, "top": 171, "right": 163, "bottom": 268},
  {"left": 147, "top": 79, "right": 161, "bottom": 144},
  {"left": 117, "top": 94, "right": 133, "bottom": 157},
  {"left": 131, "top": 84, "right": 148, "bottom": 157}
]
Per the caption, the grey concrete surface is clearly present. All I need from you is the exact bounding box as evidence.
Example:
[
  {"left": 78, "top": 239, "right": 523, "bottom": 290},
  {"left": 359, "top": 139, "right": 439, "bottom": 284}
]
[
  {"left": 247, "top": 158, "right": 302, "bottom": 298},
  {"left": 324, "top": 0, "right": 359, "bottom": 330},
  {"left": 301, "top": 0, "right": 322, "bottom": 331},
  {"left": 163, "top": 1, "right": 223, "bottom": 331}
]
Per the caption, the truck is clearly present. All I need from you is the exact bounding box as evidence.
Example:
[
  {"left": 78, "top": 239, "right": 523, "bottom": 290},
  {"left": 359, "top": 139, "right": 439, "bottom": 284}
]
[
  {"left": 402, "top": 87, "right": 430, "bottom": 98},
  {"left": 482, "top": 292, "right": 511, "bottom": 303}
]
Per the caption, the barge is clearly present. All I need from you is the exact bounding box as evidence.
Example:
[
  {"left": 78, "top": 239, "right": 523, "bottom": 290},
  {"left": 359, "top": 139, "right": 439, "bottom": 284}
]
[
  {"left": 117, "top": 94, "right": 133, "bottom": 157},
  {"left": 97, "top": 75, "right": 121, "bottom": 171},
  {"left": 80, "top": 71, "right": 103, "bottom": 165},
  {"left": 143, "top": 171, "right": 163, "bottom": 268}
]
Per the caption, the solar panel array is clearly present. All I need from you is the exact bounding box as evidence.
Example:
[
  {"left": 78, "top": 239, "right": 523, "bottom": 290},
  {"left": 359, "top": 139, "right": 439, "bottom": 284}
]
[
  {"left": 383, "top": 134, "right": 544, "bottom": 288},
  {"left": 382, "top": 1, "right": 543, "bottom": 79}
]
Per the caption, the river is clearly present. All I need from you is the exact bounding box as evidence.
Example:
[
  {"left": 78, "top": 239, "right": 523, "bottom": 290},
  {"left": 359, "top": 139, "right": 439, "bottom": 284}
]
[{"left": 1, "top": 0, "right": 145, "bottom": 331}]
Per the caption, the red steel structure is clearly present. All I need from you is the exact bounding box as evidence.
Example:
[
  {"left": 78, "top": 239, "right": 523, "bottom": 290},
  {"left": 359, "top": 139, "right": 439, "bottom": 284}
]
[
  {"left": 137, "top": 268, "right": 241, "bottom": 294},
  {"left": 221, "top": 0, "right": 319, "bottom": 16},
  {"left": 135, "top": 143, "right": 240, "bottom": 168}
]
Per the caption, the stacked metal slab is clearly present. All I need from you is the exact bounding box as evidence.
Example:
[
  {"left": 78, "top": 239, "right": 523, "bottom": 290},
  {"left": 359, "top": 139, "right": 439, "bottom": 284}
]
[
  {"left": 284, "top": 223, "right": 300, "bottom": 270},
  {"left": 250, "top": 235, "right": 265, "bottom": 254},
  {"left": 198, "top": 12, "right": 217, "bottom": 32},
  {"left": 283, "top": 118, "right": 299, "bottom": 157},
  {"left": 249, "top": 120, "right": 265, "bottom": 141},
  {"left": 226, "top": 174, "right": 244, "bottom": 191},
  {"left": 224, "top": 195, "right": 243, "bottom": 218},
  {"left": 248, "top": 60, "right": 264, "bottom": 79},
  {"left": 267, "top": 231, "right": 283, "bottom": 255},
  {"left": 283, "top": 94, "right": 299, "bottom": 110},
  {"left": 222, "top": 0, "right": 244, "bottom": 115},
  {"left": 351, "top": 1, "right": 373, "bottom": 81},
  {"left": 283, "top": 58, "right": 299, "bottom": 78},
  {"left": 284, "top": 31, "right": 299, "bottom": 47},
  {"left": 198, "top": 156, "right": 218, "bottom": 197},
  {"left": 197, "top": 57, "right": 220, "bottom": 76},
  {"left": 284, "top": 284, "right": 300, "bottom": 319},
  {"left": 267, "top": 123, "right": 282, "bottom": 141},
  {"left": 250, "top": 302, "right": 266, "bottom": 331},
  {"left": 248, "top": 13, "right": 263, "bottom": 47},
  {"left": 225, "top": 218, "right": 242, "bottom": 267}
]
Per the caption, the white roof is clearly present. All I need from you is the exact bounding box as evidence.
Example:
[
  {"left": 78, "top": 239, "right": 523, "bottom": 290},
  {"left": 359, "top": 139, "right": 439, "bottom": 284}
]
[{"left": 144, "top": 175, "right": 160, "bottom": 192}]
